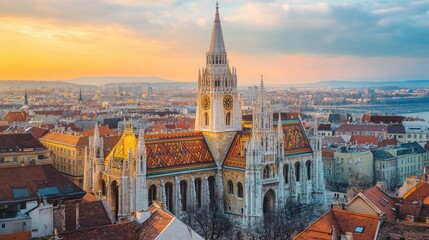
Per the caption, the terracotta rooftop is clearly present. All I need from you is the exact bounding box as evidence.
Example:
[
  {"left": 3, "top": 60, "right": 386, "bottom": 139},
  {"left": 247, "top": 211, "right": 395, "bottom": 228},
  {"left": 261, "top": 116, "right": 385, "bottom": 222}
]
[
  {"left": 62, "top": 221, "right": 141, "bottom": 240},
  {"left": 140, "top": 205, "right": 175, "bottom": 240},
  {"left": 350, "top": 135, "right": 378, "bottom": 145},
  {"left": 362, "top": 114, "right": 403, "bottom": 124},
  {"left": 402, "top": 181, "right": 429, "bottom": 201},
  {"left": 377, "top": 220, "right": 429, "bottom": 240},
  {"left": 360, "top": 186, "right": 397, "bottom": 219},
  {"left": 377, "top": 138, "right": 398, "bottom": 147},
  {"left": 41, "top": 132, "right": 89, "bottom": 147},
  {"left": 0, "top": 164, "right": 85, "bottom": 203},
  {"left": 29, "top": 126, "right": 50, "bottom": 139},
  {"left": 2, "top": 111, "right": 27, "bottom": 123},
  {"left": 0, "top": 132, "right": 46, "bottom": 152},
  {"left": 322, "top": 149, "right": 336, "bottom": 158},
  {"left": 33, "top": 110, "right": 64, "bottom": 116},
  {"left": 82, "top": 125, "right": 115, "bottom": 137},
  {"left": 295, "top": 208, "right": 380, "bottom": 240}
]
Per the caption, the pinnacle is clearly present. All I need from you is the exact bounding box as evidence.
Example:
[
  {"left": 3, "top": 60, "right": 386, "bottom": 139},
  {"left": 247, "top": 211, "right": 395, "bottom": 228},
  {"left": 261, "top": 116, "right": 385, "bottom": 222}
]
[{"left": 208, "top": 0, "right": 226, "bottom": 54}]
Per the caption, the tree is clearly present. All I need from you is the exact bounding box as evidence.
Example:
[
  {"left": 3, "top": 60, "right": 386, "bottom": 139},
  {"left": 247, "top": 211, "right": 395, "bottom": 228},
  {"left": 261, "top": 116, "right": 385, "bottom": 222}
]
[
  {"left": 183, "top": 206, "right": 234, "bottom": 240},
  {"left": 347, "top": 171, "right": 370, "bottom": 199},
  {"left": 241, "top": 200, "right": 325, "bottom": 240}
]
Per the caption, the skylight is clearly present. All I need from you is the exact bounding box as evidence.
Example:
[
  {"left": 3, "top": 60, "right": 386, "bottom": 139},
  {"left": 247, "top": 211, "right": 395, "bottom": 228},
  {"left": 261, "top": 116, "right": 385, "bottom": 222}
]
[{"left": 354, "top": 226, "right": 365, "bottom": 233}]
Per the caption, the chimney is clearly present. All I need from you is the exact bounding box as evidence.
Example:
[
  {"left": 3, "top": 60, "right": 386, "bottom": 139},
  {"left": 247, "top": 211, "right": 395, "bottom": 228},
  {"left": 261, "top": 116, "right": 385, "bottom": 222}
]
[
  {"left": 75, "top": 203, "right": 80, "bottom": 230},
  {"left": 136, "top": 210, "right": 151, "bottom": 224},
  {"left": 345, "top": 232, "right": 353, "bottom": 240}
]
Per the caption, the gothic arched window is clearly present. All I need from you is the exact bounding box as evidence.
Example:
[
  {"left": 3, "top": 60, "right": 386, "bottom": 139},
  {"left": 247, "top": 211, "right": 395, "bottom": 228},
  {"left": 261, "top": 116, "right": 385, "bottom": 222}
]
[
  {"left": 204, "top": 112, "right": 209, "bottom": 126},
  {"left": 195, "top": 178, "right": 202, "bottom": 208},
  {"left": 226, "top": 112, "right": 231, "bottom": 126},
  {"left": 306, "top": 160, "right": 311, "bottom": 180},
  {"left": 284, "top": 164, "right": 289, "bottom": 184},
  {"left": 148, "top": 184, "right": 157, "bottom": 206},
  {"left": 208, "top": 176, "right": 216, "bottom": 207},
  {"left": 263, "top": 165, "right": 270, "bottom": 179},
  {"left": 295, "top": 162, "right": 301, "bottom": 182},
  {"left": 165, "top": 182, "right": 174, "bottom": 214},
  {"left": 180, "top": 180, "right": 187, "bottom": 212},
  {"left": 227, "top": 180, "right": 234, "bottom": 194},
  {"left": 237, "top": 182, "right": 243, "bottom": 198}
]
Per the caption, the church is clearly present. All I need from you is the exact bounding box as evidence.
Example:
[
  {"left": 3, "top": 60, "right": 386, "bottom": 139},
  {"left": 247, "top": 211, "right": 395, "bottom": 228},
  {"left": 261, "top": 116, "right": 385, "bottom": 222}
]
[{"left": 83, "top": 2, "right": 325, "bottom": 227}]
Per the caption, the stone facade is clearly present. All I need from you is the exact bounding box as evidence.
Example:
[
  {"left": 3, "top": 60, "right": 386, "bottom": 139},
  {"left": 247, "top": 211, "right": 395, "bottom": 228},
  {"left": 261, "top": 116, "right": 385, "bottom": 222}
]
[{"left": 84, "top": 2, "right": 325, "bottom": 230}]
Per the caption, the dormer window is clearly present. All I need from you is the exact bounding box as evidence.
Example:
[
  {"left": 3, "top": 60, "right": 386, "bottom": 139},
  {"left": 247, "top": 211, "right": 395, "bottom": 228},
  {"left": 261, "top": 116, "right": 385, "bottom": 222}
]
[{"left": 354, "top": 226, "right": 364, "bottom": 233}]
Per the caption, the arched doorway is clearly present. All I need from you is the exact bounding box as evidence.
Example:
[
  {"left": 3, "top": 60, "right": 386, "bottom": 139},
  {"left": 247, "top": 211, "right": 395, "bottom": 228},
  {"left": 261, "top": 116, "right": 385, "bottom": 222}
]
[
  {"left": 263, "top": 189, "right": 276, "bottom": 221},
  {"left": 111, "top": 181, "right": 119, "bottom": 220},
  {"left": 165, "top": 182, "right": 174, "bottom": 214}
]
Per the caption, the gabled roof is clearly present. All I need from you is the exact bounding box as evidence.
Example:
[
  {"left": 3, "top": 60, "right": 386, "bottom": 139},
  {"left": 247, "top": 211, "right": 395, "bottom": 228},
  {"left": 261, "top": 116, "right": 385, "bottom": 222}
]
[
  {"left": 140, "top": 205, "right": 175, "bottom": 239},
  {"left": 3, "top": 111, "right": 27, "bottom": 122},
  {"left": 0, "top": 132, "right": 46, "bottom": 152},
  {"left": 223, "top": 133, "right": 249, "bottom": 169},
  {"left": 0, "top": 164, "right": 85, "bottom": 203},
  {"left": 224, "top": 119, "right": 312, "bottom": 170},
  {"left": 295, "top": 209, "right": 380, "bottom": 240},
  {"left": 360, "top": 186, "right": 397, "bottom": 219},
  {"left": 402, "top": 181, "right": 429, "bottom": 201}
]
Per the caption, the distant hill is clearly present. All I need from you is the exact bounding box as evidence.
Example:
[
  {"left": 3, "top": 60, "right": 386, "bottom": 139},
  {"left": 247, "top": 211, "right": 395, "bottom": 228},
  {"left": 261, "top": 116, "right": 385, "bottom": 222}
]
[
  {"left": 66, "top": 76, "right": 173, "bottom": 86},
  {"left": 299, "top": 80, "right": 429, "bottom": 88},
  {"left": 0, "top": 80, "right": 93, "bottom": 90}
]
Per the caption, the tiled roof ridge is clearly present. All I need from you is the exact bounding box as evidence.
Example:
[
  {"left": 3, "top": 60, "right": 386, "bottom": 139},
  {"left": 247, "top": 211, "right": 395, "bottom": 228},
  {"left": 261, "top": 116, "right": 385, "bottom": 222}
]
[
  {"left": 145, "top": 131, "right": 202, "bottom": 139},
  {"left": 332, "top": 207, "right": 379, "bottom": 219}
]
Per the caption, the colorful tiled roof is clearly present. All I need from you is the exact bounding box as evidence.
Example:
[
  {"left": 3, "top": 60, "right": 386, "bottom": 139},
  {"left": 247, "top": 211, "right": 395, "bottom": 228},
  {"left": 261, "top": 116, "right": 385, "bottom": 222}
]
[
  {"left": 146, "top": 132, "right": 216, "bottom": 176},
  {"left": 224, "top": 119, "right": 312, "bottom": 169},
  {"left": 279, "top": 119, "right": 312, "bottom": 156},
  {"left": 223, "top": 133, "right": 249, "bottom": 169}
]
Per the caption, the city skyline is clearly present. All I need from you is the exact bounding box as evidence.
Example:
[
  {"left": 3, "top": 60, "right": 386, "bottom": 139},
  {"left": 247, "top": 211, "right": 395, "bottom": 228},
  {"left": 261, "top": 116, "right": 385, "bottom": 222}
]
[{"left": 1, "top": 0, "right": 429, "bottom": 84}]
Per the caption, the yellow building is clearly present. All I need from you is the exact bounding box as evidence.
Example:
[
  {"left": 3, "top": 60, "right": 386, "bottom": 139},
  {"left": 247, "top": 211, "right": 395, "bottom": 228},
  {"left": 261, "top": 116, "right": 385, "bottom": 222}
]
[
  {"left": 40, "top": 126, "right": 119, "bottom": 187},
  {"left": 40, "top": 131, "right": 89, "bottom": 187}
]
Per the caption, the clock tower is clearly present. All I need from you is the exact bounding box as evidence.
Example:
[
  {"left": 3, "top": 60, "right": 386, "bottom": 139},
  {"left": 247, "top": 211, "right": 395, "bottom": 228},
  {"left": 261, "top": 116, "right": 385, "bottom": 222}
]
[{"left": 195, "top": 2, "right": 241, "bottom": 166}]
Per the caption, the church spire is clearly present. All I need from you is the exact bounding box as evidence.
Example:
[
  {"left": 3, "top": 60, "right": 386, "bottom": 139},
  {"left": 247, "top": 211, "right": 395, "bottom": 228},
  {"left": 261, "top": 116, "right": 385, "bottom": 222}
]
[
  {"left": 209, "top": 0, "right": 226, "bottom": 54},
  {"left": 24, "top": 89, "right": 29, "bottom": 106},
  {"left": 78, "top": 88, "right": 83, "bottom": 102}
]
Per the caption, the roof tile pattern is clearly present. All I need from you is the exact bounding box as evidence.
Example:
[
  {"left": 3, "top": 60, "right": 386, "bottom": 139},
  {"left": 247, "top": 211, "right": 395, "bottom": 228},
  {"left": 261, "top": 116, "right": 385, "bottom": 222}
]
[{"left": 146, "top": 132, "right": 216, "bottom": 174}]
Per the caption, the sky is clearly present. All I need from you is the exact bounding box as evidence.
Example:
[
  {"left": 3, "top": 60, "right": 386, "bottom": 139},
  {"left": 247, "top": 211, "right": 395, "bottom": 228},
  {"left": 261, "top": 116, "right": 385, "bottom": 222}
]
[{"left": 0, "top": 0, "right": 429, "bottom": 85}]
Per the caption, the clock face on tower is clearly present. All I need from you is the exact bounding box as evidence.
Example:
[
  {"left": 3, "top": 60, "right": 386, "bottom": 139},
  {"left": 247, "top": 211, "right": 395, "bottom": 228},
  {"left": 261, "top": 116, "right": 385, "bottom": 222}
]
[
  {"left": 202, "top": 94, "right": 210, "bottom": 110},
  {"left": 223, "top": 95, "right": 233, "bottom": 110}
]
